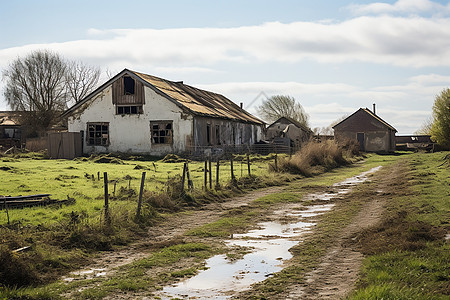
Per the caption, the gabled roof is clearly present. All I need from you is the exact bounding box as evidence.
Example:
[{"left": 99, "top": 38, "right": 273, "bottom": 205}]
[
  {"left": 267, "top": 116, "right": 312, "bottom": 133},
  {"left": 0, "top": 111, "right": 21, "bottom": 126},
  {"left": 63, "top": 69, "right": 264, "bottom": 125},
  {"left": 332, "top": 108, "right": 397, "bottom": 132}
]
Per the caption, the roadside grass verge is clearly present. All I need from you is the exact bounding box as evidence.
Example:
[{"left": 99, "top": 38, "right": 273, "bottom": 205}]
[
  {"left": 0, "top": 242, "right": 219, "bottom": 300},
  {"left": 348, "top": 151, "right": 450, "bottom": 299}
]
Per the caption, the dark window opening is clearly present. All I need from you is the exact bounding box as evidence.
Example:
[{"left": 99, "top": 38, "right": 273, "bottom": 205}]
[
  {"left": 232, "top": 126, "right": 236, "bottom": 145},
  {"left": 206, "top": 123, "right": 211, "bottom": 145},
  {"left": 151, "top": 121, "right": 173, "bottom": 144},
  {"left": 124, "top": 76, "right": 135, "bottom": 95},
  {"left": 87, "top": 122, "right": 109, "bottom": 146},
  {"left": 215, "top": 125, "right": 220, "bottom": 145},
  {"left": 117, "top": 105, "right": 142, "bottom": 115}
]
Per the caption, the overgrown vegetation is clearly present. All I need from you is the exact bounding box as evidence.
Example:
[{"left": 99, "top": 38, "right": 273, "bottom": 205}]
[{"left": 275, "top": 140, "right": 358, "bottom": 176}]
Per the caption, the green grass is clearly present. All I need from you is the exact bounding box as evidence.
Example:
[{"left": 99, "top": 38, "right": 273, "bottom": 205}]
[
  {"left": 0, "top": 155, "right": 273, "bottom": 225},
  {"left": 186, "top": 214, "right": 254, "bottom": 237},
  {"left": 348, "top": 151, "right": 450, "bottom": 300}
]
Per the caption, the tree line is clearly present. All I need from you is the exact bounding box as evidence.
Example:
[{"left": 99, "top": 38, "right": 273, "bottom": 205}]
[{"left": 2, "top": 50, "right": 100, "bottom": 137}]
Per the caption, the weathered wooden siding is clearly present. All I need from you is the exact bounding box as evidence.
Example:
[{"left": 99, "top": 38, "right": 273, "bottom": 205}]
[
  {"left": 193, "top": 116, "right": 263, "bottom": 148},
  {"left": 112, "top": 76, "right": 145, "bottom": 105}
]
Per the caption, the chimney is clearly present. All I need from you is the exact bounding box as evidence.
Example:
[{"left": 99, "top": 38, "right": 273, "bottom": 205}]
[
  {"left": 373, "top": 103, "right": 376, "bottom": 115},
  {"left": 240, "top": 102, "right": 243, "bottom": 109}
]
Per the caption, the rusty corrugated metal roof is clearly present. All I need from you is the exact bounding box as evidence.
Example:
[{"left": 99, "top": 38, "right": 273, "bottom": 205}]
[
  {"left": 332, "top": 108, "right": 397, "bottom": 132},
  {"left": 132, "top": 71, "right": 264, "bottom": 124}
]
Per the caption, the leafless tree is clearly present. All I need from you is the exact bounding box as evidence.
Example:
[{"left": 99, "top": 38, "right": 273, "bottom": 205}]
[
  {"left": 65, "top": 61, "right": 100, "bottom": 104},
  {"left": 3, "top": 50, "right": 68, "bottom": 135},
  {"left": 257, "top": 95, "right": 309, "bottom": 127},
  {"left": 2, "top": 50, "right": 100, "bottom": 136}
]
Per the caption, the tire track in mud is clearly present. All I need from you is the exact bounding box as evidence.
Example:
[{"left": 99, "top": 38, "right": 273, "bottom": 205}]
[{"left": 283, "top": 164, "right": 402, "bottom": 300}]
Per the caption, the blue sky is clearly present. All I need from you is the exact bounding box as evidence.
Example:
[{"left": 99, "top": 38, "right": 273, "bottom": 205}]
[{"left": 1, "top": 0, "right": 450, "bottom": 134}]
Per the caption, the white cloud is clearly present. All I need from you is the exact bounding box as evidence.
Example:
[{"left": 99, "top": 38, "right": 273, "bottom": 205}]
[
  {"left": 1, "top": 15, "right": 450, "bottom": 69},
  {"left": 348, "top": 0, "right": 449, "bottom": 16}
]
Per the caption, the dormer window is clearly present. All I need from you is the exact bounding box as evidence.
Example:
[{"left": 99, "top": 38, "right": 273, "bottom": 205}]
[
  {"left": 112, "top": 75, "right": 144, "bottom": 114},
  {"left": 123, "top": 76, "right": 135, "bottom": 95}
]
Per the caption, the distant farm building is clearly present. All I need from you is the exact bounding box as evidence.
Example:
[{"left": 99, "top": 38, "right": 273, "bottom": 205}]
[
  {"left": 265, "top": 116, "right": 312, "bottom": 149},
  {"left": 332, "top": 106, "right": 397, "bottom": 152},
  {"left": 396, "top": 135, "right": 434, "bottom": 152},
  {"left": 0, "top": 111, "right": 22, "bottom": 149},
  {"left": 62, "top": 69, "right": 265, "bottom": 156}
]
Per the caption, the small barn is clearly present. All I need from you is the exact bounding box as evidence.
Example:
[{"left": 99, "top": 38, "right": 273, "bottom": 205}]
[
  {"left": 62, "top": 69, "right": 265, "bottom": 156},
  {"left": 0, "top": 111, "right": 22, "bottom": 149},
  {"left": 332, "top": 106, "right": 397, "bottom": 152},
  {"left": 265, "top": 116, "right": 312, "bottom": 149}
]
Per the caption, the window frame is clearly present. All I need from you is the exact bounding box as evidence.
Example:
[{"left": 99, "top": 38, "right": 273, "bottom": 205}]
[
  {"left": 116, "top": 105, "right": 143, "bottom": 115},
  {"left": 150, "top": 121, "right": 173, "bottom": 145},
  {"left": 87, "top": 122, "right": 109, "bottom": 146}
]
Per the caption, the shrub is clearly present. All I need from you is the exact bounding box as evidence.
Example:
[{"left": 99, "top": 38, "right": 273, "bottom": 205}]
[
  {"left": 0, "top": 246, "right": 40, "bottom": 287},
  {"left": 277, "top": 140, "right": 349, "bottom": 175}
]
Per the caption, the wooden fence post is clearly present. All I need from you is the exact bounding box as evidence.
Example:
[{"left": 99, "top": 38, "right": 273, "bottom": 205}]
[
  {"left": 136, "top": 172, "right": 146, "bottom": 217},
  {"left": 216, "top": 158, "right": 220, "bottom": 189},
  {"left": 204, "top": 160, "right": 208, "bottom": 190},
  {"left": 209, "top": 158, "right": 212, "bottom": 189},
  {"left": 247, "top": 153, "right": 251, "bottom": 176},
  {"left": 181, "top": 162, "right": 187, "bottom": 193},
  {"left": 186, "top": 163, "right": 193, "bottom": 191},
  {"left": 4, "top": 199, "right": 10, "bottom": 225},
  {"left": 104, "top": 172, "right": 110, "bottom": 224},
  {"left": 230, "top": 155, "right": 235, "bottom": 181}
]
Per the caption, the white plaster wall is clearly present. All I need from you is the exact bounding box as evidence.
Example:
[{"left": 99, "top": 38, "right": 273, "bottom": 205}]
[{"left": 68, "top": 85, "right": 193, "bottom": 155}]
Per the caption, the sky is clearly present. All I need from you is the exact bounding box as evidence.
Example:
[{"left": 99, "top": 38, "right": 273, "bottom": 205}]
[{"left": 1, "top": 0, "right": 450, "bottom": 135}]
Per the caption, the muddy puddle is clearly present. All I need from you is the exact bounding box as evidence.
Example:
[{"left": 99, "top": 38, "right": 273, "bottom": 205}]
[
  {"left": 157, "top": 166, "right": 381, "bottom": 299},
  {"left": 63, "top": 268, "right": 106, "bottom": 282}
]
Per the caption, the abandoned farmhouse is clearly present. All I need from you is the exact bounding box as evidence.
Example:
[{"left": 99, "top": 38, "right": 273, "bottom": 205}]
[
  {"left": 62, "top": 69, "right": 265, "bottom": 156},
  {"left": 333, "top": 106, "right": 397, "bottom": 152}
]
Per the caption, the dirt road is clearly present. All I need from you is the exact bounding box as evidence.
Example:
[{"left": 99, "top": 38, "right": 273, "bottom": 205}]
[{"left": 63, "top": 162, "right": 401, "bottom": 299}]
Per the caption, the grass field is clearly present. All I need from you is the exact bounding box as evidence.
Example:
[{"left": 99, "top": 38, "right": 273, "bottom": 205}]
[{"left": 0, "top": 153, "right": 282, "bottom": 225}]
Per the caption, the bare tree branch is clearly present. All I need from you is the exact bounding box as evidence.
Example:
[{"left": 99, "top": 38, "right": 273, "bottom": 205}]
[{"left": 2, "top": 50, "right": 101, "bottom": 136}]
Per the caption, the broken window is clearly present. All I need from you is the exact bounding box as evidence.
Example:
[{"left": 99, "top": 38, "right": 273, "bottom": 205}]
[
  {"left": 151, "top": 121, "right": 173, "bottom": 144},
  {"left": 123, "top": 76, "right": 135, "bottom": 95},
  {"left": 117, "top": 105, "right": 143, "bottom": 115},
  {"left": 87, "top": 122, "right": 109, "bottom": 146}
]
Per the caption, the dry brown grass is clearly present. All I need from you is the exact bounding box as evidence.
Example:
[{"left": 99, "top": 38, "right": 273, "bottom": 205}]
[{"left": 276, "top": 140, "right": 350, "bottom": 176}]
